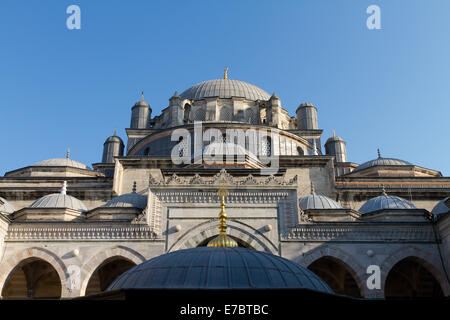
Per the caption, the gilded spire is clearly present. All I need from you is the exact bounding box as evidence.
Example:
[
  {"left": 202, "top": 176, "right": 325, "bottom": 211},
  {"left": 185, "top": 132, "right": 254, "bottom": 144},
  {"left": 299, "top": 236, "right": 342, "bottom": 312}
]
[
  {"left": 207, "top": 186, "right": 238, "bottom": 248},
  {"left": 113, "top": 128, "right": 116, "bottom": 136},
  {"left": 333, "top": 130, "right": 335, "bottom": 138},
  {"left": 224, "top": 67, "right": 229, "bottom": 80},
  {"left": 141, "top": 91, "right": 144, "bottom": 101}
]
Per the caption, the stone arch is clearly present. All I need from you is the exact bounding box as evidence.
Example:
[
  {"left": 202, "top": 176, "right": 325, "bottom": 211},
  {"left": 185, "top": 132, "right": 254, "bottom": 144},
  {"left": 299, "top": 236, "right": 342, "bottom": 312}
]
[
  {"left": 79, "top": 246, "right": 146, "bottom": 296},
  {"left": 168, "top": 219, "right": 278, "bottom": 254},
  {"left": 296, "top": 245, "right": 367, "bottom": 297},
  {"left": 380, "top": 246, "right": 449, "bottom": 296},
  {"left": 0, "top": 247, "right": 70, "bottom": 298}
]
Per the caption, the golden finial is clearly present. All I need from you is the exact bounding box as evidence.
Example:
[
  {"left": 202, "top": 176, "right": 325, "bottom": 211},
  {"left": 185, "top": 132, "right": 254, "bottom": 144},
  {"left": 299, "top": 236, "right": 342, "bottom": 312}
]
[
  {"left": 141, "top": 91, "right": 144, "bottom": 101},
  {"left": 224, "top": 67, "right": 229, "bottom": 80},
  {"left": 207, "top": 185, "right": 238, "bottom": 248},
  {"left": 113, "top": 128, "right": 116, "bottom": 136},
  {"left": 333, "top": 130, "right": 335, "bottom": 138}
]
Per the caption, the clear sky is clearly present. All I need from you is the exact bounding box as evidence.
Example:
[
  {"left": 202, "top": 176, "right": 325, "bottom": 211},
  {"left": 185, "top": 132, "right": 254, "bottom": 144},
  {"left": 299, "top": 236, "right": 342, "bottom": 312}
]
[{"left": 0, "top": 0, "right": 449, "bottom": 175}]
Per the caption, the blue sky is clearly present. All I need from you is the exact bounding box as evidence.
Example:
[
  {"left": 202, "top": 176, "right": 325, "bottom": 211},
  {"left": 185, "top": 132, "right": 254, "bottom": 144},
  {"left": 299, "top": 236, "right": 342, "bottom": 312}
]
[{"left": 0, "top": 0, "right": 449, "bottom": 175}]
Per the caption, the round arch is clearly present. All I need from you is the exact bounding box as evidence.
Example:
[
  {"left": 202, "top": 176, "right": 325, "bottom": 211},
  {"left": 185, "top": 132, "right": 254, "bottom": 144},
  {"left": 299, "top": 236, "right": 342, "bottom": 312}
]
[
  {"left": 0, "top": 247, "right": 70, "bottom": 298},
  {"left": 296, "top": 245, "right": 366, "bottom": 297},
  {"left": 168, "top": 219, "right": 278, "bottom": 254},
  {"left": 79, "top": 246, "right": 146, "bottom": 296},
  {"left": 380, "top": 246, "right": 449, "bottom": 296}
]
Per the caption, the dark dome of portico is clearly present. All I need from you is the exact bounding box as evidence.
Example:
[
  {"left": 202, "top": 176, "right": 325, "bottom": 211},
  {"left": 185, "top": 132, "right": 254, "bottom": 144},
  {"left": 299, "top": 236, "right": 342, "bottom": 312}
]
[{"left": 107, "top": 247, "right": 333, "bottom": 293}]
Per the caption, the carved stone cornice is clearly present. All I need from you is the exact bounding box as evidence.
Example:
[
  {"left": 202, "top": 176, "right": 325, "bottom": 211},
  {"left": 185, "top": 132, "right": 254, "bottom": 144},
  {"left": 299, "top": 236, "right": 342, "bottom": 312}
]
[
  {"left": 5, "top": 225, "right": 159, "bottom": 242},
  {"left": 283, "top": 223, "right": 436, "bottom": 242},
  {"left": 149, "top": 168, "right": 298, "bottom": 188}
]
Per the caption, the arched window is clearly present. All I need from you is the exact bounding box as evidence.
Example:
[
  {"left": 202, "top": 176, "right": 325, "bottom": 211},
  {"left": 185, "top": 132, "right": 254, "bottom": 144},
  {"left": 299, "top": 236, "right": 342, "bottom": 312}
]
[
  {"left": 261, "top": 136, "right": 271, "bottom": 157},
  {"left": 297, "top": 146, "right": 304, "bottom": 156},
  {"left": 183, "top": 104, "right": 191, "bottom": 123}
]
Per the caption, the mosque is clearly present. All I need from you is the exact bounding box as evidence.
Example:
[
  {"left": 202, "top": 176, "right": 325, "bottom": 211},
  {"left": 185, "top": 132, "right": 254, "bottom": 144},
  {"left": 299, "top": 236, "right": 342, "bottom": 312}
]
[{"left": 0, "top": 71, "right": 448, "bottom": 299}]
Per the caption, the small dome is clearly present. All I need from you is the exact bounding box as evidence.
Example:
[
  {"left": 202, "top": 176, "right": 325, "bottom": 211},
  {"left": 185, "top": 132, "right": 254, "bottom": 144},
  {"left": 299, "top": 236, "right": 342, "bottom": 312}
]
[
  {"left": 359, "top": 194, "right": 416, "bottom": 214},
  {"left": 33, "top": 158, "right": 90, "bottom": 170},
  {"left": 107, "top": 247, "right": 333, "bottom": 293},
  {"left": 133, "top": 100, "right": 150, "bottom": 107},
  {"left": 326, "top": 134, "right": 344, "bottom": 144},
  {"left": 353, "top": 157, "right": 412, "bottom": 173},
  {"left": 30, "top": 182, "right": 87, "bottom": 211},
  {"left": 180, "top": 79, "right": 271, "bottom": 101},
  {"left": 0, "top": 197, "right": 16, "bottom": 214},
  {"left": 300, "top": 194, "right": 342, "bottom": 210},
  {"left": 104, "top": 135, "right": 123, "bottom": 144},
  {"left": 104, "top": 193, "right": 147, "bottom": 209},
  {"left": 432, "top": 197, "right": 450, "bottom": 216}
]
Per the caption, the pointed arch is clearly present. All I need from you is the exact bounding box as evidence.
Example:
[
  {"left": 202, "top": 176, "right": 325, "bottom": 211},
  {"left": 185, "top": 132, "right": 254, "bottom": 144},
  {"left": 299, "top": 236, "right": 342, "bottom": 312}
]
[
  {"left": 0, "top": 247, "right": 70, "bottom": 298},
  {"left": 168, "top": 219, "right": 278, "bottom": 254},
  {"left": 79, "top": 246, "right": 146, "bottom": 296}
]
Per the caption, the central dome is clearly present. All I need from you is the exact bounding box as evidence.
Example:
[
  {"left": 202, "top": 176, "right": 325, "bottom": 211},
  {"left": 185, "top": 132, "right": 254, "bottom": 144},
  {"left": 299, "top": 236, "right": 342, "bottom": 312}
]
[
  {"left": 180, "top": 79, "right": 271, "bottom": 101},
  {"left": 107, "top": 247, "right": 333, "bottom": 293}
]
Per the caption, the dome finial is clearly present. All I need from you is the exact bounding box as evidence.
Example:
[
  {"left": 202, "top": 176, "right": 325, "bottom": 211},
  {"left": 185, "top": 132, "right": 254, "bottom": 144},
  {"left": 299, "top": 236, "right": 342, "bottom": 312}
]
[
  {"left": 381, "top": 184, "right": 387, "bottom": 196},
  {"left": 207, "top": 185, "right": 238, "bottom": 248},
  {"left": 61, "top": 181, "right": 67, "bottom": 195},
  {"left": 66, "top": 148, "right": 70, "bottom": 159},
  {"left": 377, "top": 148, "right": 381, "bottom": 159},
  {"left": 113, "top": 128, "right": 116, "bottom": 136},
  {"left": 141, "top": 91, "right": 144, "bottom": 102},
  {"left": 132, "top": 181, "right": 137, "bottom": 193},
  {"left": 310, "top": 182, "right": 315, "bottom": 195},
  {"left": 333, "top": 130, "right": 335, "bottom": 138},
  {"left": 224, "top": 66, "right": 229, "bottom": 79}
]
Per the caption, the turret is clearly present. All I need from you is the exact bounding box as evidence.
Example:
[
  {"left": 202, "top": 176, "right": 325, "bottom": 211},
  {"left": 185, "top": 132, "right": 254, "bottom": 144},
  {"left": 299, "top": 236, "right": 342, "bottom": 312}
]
[
  {"left": 102, "top": 129, "right": 124, "bottom": 163},
  {"left": 130, "top": 92, "right": 151, "bottom": 129},
  {"left": 168, "top": 91, "right": 183, "bottom": 127},
  {"left": 296, "top": 102, "right": 318, "bottom": 130},
  {"left": 325, "top": 131, "right": 347, "bottom": 162},
  {"left": 268, "top": 93, "right": 281, "bottom": 127}
]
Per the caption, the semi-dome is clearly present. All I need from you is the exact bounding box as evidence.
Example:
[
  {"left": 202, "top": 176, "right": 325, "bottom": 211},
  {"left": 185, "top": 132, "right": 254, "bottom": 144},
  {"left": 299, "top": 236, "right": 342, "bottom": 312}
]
[
  {"left": 180, "top": 79, "right": 271, "bottom": 101},
  {"left": 0, "top": 197, "right": 16, "bottom": 214},
  {"left": 359, "top": 192, "right": 416, "bottom": 214},
  {"left": 104, "top": 192, "right": 147, "bottom": 209},
  {"left": 107, "top": 247, "right": 333, "bottom": 293},
  {"left": 432, "top": 197, "right": 450, "bottom": 216},
  {"left": 33, "top": 158, "right": 90, "bottom": 170},
  {"left": 299, "top": 194, "right": 342, "bottom": 210},
  {"left": 30, "top": 182, "right": 87, "bottom": 211}
]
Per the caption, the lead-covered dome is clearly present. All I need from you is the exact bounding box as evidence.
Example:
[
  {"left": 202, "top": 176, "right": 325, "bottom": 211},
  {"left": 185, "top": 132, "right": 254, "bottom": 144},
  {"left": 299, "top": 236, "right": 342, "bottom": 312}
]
[
  {"left": 359, "top": 193, "right": 416, "bottom": 214},
  {"left": 353, "top": 157, "right": 412, "bottom": 173},
  {"left": 300, "top": 194, "right": 343, "bottom": 210},
  {"left": 104, "top": 193, "right": 147, "bottom": 209},
  {"left": 180, "top": 79, "right": 271, "bottom": 101},
  {"left": 432, "top": 197, "right": 450, "bottom": 216},
  {"left": 30, "top": 182, "right": 87, "bottom": 211},
  {"left": 33, "top": 158, "right": 90, "bottom": 170},
  {"left": 107, "top": 247, "right": 333, "bottom": 293}
]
